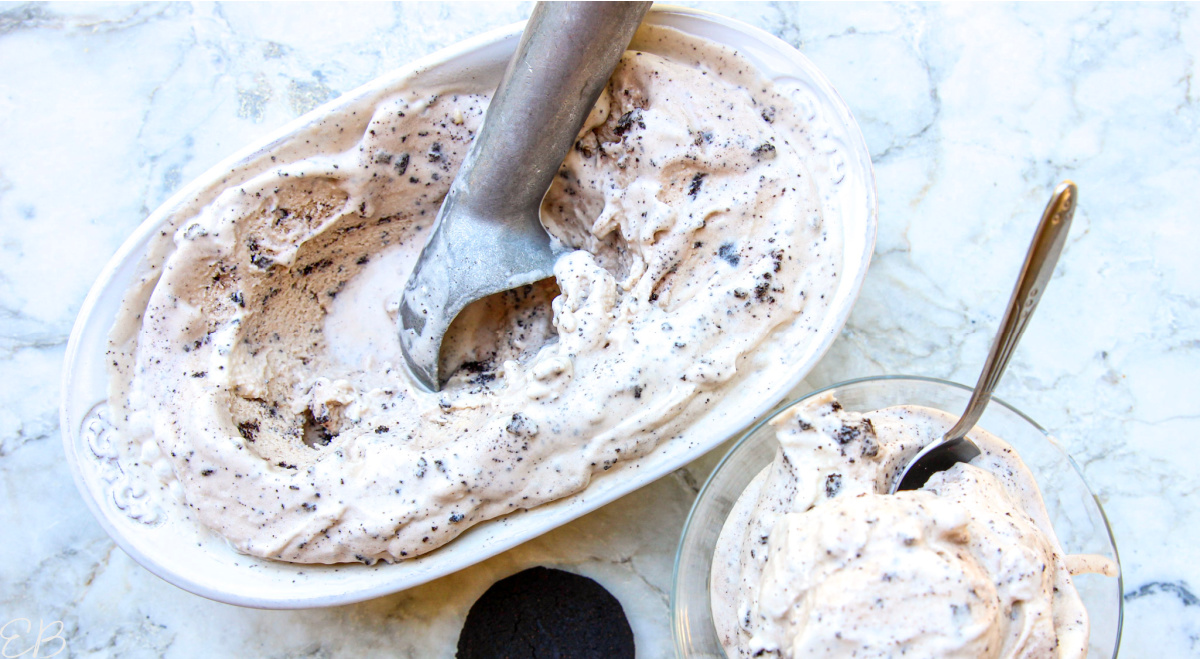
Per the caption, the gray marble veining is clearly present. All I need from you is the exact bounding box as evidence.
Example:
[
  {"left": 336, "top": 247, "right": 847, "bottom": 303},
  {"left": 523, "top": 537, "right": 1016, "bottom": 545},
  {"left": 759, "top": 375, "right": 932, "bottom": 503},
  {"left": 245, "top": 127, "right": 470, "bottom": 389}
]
[{"left": 1, "top": 2, "right": 1197, "bottom": 656}]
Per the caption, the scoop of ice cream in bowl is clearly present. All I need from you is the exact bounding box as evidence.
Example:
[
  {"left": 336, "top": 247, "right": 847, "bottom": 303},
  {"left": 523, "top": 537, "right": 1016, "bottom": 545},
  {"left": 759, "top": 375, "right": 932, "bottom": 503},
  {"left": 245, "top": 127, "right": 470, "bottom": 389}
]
[{"left": 671, "top": 376, "right": 1122, "bottom": 658}]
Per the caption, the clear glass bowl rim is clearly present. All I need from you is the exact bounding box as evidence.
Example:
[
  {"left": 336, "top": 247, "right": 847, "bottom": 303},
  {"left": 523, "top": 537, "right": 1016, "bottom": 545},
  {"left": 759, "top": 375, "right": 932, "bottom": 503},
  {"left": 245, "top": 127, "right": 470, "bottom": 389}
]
[{"left": 670, "top": 374, "right": 1124, "bottom": 658}]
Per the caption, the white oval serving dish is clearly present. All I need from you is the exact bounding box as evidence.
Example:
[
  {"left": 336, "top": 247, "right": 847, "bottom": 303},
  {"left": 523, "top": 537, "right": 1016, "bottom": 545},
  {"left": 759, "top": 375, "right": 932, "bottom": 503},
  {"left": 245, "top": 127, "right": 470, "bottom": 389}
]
[{"left": 61, "top": 5, "right": 877, "bottom": 608}]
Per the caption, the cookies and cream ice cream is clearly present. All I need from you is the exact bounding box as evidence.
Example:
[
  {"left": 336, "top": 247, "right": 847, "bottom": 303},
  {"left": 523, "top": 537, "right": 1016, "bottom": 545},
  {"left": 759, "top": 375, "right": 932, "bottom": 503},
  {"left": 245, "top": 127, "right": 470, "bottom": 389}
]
[
  {"left": 106, "top": 25, "right": 844, "bottom": 564},
  {"left": 711, "top": 394, "right": 1117, "bottom": 658}
]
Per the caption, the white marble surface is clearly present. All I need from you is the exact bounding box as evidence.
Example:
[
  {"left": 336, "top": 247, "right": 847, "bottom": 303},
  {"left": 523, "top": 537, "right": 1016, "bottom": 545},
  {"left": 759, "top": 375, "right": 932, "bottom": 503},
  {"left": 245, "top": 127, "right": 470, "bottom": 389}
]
[{"left": 1, "top": 2, "right": 1196, "bottom": 657}]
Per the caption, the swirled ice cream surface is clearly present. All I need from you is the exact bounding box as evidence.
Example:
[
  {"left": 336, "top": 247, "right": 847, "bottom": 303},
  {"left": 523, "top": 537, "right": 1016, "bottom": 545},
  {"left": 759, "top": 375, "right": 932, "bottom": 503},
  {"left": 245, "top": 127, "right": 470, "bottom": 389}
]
[
  {"left": 711, "top": 393, "right": 1118, "bottom": 658},
  {"left": 106, "top": 25, "right": 844, "bottom": 564}
]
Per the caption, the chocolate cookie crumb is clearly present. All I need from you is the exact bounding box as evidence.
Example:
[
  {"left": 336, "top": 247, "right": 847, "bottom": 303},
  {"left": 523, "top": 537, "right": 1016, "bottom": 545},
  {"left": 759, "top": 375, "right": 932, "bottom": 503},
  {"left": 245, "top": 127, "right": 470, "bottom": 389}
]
[
  {"left": 506, "top": 413, "right": 538, "bottom": 437},
  {"left": 718, "top": 242, "right": 740, "bottom": 266},
  {"left": 825, "top": 473, "right": 842, "bottom": 498},
  {"left": 833, "top": 423, "right": 861, "bottom": 445},
  {"left": 612, "top": 109, "right": 644, "bottom": 136},
  {"left": 237, "top": 420, "right": 259, "bottom": 443}
]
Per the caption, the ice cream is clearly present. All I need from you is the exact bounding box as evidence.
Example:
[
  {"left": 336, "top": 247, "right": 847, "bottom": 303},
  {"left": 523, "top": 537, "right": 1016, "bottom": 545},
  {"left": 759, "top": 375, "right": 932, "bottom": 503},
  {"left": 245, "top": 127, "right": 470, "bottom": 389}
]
[
  {"left": 106, "top": 25, "right": 846, "bottom": 564},
  {"left": 711, "top": 394, "right": 1118, "bottom": 658}
]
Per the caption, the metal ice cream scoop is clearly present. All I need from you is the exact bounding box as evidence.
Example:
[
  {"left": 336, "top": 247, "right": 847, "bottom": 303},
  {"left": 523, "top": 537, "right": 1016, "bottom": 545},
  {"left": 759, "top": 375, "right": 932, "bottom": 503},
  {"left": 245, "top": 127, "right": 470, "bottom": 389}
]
[
  {"left": 891, "top": 181, "right": 1078, "bottom": 492},
  {"left": 398, "top": 1, "right": 651, "bottom": 391}
]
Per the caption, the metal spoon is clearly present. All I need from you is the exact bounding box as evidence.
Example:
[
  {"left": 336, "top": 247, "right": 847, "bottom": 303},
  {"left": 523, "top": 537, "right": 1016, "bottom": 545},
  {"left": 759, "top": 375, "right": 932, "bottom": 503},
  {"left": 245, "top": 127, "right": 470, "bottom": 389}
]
[
  {"left": 398, "top": 1, "right": 652, "bottom": 391},
  {"left": 891, "top": 181, "right": 1078, "bottom": 492}
]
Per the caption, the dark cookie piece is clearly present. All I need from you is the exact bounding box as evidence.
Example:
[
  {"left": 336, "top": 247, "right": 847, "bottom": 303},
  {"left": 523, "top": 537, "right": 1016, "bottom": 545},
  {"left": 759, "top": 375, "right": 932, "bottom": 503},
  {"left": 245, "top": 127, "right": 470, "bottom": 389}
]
[{"left": 457, "top": 567, "right": 634, "bottom": 659}]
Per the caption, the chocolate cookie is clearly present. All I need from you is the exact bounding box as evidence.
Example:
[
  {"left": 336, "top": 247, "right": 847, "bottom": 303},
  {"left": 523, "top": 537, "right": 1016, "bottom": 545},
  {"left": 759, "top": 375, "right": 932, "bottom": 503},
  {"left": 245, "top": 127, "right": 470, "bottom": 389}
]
[{"left": 456, "top": 567, "right": 634, "bottom": 658}]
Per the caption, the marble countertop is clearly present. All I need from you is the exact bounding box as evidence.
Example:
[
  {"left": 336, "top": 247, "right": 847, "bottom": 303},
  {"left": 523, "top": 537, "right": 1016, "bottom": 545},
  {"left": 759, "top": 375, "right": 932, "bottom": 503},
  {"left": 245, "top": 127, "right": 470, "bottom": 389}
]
[{"left": 1, "top": 2, "right": 1196, "bottom": 656}]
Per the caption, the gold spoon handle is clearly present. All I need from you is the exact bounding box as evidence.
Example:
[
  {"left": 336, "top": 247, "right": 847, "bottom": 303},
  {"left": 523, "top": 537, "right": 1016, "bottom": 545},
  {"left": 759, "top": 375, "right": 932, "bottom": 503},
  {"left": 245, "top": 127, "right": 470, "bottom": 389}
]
[
  {"left": 944, "top": 181, "right": 1079, "bottom": 443},
  {"left": 893, "top": 182, "right": 1079, "bottom": 493}
]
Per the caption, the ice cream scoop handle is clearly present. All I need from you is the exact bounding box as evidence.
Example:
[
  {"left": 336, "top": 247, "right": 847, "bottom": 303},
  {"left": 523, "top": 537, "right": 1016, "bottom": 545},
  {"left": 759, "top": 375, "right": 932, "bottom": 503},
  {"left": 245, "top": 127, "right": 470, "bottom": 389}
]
[
  {"left": 451, "top": 1, "right": 652, "bottom": 220},
  {"left": 944, "top": 182, "right": 1078, "bottom": 442}
]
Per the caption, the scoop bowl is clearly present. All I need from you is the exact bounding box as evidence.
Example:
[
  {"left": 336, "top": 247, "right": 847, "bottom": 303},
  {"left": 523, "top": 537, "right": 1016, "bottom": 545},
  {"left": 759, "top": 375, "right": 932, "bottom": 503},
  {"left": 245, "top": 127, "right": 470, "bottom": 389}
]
[{"left": 672, "top": 376, "right": 1123, "bottom": 658}]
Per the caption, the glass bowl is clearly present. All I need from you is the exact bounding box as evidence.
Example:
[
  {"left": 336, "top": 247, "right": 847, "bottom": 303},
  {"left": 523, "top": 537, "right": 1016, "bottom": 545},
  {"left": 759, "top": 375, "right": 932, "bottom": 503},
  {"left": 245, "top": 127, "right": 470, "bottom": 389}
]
[{"left": 671, "top": 375, "right": 1123, "bottom": 658}]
